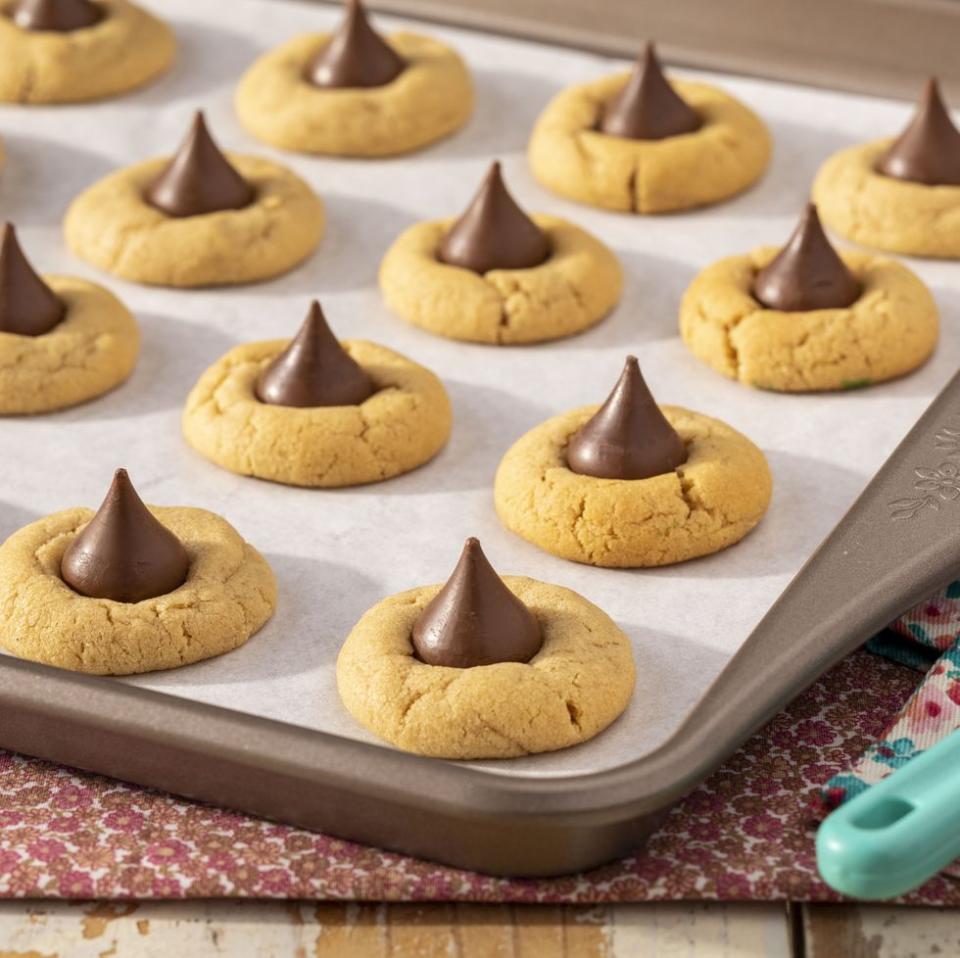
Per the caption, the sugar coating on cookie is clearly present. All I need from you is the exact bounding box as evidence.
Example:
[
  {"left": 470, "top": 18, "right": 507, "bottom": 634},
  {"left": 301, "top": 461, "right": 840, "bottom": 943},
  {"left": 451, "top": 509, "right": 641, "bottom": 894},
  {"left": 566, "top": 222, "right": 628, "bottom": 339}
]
[
  {"left": 494, "top": 406, "right": 772, "bottom": 567},
  {"left": 379, "top": 214, "right": 623, "bottom": 344},
  {"left": 236, "top": 32, "right": 473, "bottom": 157},
  {"left": 64, "top": 154, "right": 324, "bottom": 287},
  {"left": 0, "top": 276, "right": 139, "bottom": 414},
  {"left": 528, "top": 75, "right": 770, "bottom": 213},
  {"left": 0, "top": 0, "right": 175, "bottom": 104},
  {"left": 680, "top": 247, "right": 939, "bottom": 391},
  {"left": 814, "top": 140, "right": 960, "bottom": 259},
  {"left": 182, "top": 338, "right": 451, "bottom": 487},
  {"left": 0, "top": 506, "right": 276, "bottom": 675},
  {"left": 336, "top": 576, "right": 636, "bottom": 759}
]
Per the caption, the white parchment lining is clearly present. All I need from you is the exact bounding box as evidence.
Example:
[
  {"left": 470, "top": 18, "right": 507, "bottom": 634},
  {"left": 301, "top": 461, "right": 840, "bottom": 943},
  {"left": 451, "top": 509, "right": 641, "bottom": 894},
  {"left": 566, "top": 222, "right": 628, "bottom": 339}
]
[{"left": 0, "top": 0, "right": 956, "bottom": 779}]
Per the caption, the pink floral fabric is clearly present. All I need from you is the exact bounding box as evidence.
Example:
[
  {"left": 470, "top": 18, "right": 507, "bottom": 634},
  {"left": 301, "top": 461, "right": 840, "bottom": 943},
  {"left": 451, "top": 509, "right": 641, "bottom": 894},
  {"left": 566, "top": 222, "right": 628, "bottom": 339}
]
[
  {"left": 822, "top": 583, "right": 960, "bottom": 883},
  {"left": 0, "top": 649, "right": 954, "bottom": 904},
  {"left": 824, "top": 583, "right": 960, "bottom": 806}
]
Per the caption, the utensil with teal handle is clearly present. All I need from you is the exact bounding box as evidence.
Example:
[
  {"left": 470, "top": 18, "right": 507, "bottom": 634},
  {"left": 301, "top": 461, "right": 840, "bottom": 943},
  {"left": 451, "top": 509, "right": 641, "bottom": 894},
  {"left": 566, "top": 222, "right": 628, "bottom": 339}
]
[{"left": 817, "top": 729, "right": 960, "bottom": 899}]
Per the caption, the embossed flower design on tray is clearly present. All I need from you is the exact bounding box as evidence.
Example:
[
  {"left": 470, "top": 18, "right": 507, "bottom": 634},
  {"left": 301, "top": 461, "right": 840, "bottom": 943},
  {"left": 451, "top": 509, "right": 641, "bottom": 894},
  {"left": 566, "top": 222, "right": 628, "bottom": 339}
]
[
  {"left": 935, "top": 426, "right": 960, "bottom": 460},
  {"left": 915, "top": 462, "right": 960, "bottom": 499},
  {"left": 890, "top": 462, "right": 960, "bottom": 520}
]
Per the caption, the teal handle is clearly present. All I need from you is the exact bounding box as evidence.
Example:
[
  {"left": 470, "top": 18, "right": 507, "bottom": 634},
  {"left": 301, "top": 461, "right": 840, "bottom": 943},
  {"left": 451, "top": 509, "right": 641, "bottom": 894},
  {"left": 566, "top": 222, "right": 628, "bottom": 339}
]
[{"left": 817, "top": 730, "right": 960, "bottom": 899}]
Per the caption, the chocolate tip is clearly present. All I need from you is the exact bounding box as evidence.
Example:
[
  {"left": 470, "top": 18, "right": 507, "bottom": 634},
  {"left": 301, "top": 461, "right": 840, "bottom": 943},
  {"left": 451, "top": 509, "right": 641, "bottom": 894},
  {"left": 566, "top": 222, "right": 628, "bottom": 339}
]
[
  {"left": 800, "top": 203, "right": 823, "bottom": 231},
  {"left": 345, "top": 0, "right": 369, "bottom": 25},
  {"left": 464, "top": 536, "right": 481, "bottom": 551},
  {"left": 299, "top": 301, "right": 329, "bottom": 339},
  {"left": 624, "top": 354, "right": 640, "bottom": 369},
  {"left": 110, "top": 468, "right": 135, "bottom": 497}
]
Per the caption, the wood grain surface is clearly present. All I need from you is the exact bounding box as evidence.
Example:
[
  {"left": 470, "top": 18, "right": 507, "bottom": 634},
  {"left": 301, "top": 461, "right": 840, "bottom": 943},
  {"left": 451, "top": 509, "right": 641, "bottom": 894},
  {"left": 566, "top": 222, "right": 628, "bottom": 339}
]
[{"left": 0, "top": 901, "right": 955, "bottom": 956}]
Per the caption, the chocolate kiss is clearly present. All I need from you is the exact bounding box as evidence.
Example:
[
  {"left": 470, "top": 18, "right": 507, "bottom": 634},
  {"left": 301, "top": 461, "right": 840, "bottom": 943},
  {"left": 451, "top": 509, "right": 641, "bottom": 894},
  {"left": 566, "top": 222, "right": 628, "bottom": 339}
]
[
  {"left": 0, "top": 224, "right": 65, "bottom": 337},
  {"left": 876, "top": 78, "right": 960, "bottom": 186},
  {"left": 753, "top": 204, "right": 861, "bottom": 312},
  {"left": 438, "top": 162, "right": 550, "bottom": 274},
  {"left": 599, "top": 42, "right": 701, "bottom": 140},
  {"left": 305, "top": 0, "right": 405, "bottom": 89},
  {"left": 412, "top": 538, "right": 543, "bottom": 668},
  {"left": 567, "top": 356, "right": 687, "bottom": 481},
  {"left": 12, "top": 0, "right": 102, "bottom": 31},
  {"left": 145, "top": 112, "right": 255, "bottom": 219},
  {"left": 256, "top": 301, "right": 374, "bottom": 408},
  {"left": 61, "top": 469, "right": 190, "bottom": 604}
]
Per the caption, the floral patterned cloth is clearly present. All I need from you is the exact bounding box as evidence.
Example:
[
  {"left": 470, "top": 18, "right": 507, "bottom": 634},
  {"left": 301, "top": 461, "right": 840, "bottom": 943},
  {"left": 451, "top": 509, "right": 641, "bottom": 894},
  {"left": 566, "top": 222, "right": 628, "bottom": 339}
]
[
  {"left": 822, "top": 582, "right": 960, "bottom": 882},
  {"left": 0, "top": 644, "right": 955, "bottom": 904},
  {"left": 824, "top": 583, "right": 960, "bottom": 804}
]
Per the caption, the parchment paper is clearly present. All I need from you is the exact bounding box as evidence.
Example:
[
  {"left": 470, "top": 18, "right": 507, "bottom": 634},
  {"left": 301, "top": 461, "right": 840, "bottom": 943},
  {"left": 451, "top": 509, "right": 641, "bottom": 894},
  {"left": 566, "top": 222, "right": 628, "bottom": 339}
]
[{"left": 0, "top": 0, "right": 956, "bottom": 778}]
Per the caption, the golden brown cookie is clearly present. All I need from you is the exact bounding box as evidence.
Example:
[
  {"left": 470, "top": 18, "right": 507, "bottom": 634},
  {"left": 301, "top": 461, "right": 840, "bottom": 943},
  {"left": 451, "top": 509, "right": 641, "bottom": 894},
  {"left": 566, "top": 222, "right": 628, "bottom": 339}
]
[
  {"left": 236, "top": 32, "right": 473, "bottom": 157},
  {"left": 0, "top": 276, "right": 139, "bottom": 415},
  {"left": 63, "top": 154, "right": 324, "bottom": 288},
  {"left": 182, "top": 338, "right": 451, "bottom": 487},
  {"left": 679, "top": 247, "right": 939, "bottom": 391},
  {"left": 378, "top": 214, "right": 622, "bottom": 344},
  {"left": 0, "top": 506, "right": 276, "bottom": 675},
  {"left": 336, "top": 575, "right": 635, "bottom": 759},
  {"left": 494, "top": 406, "right": 772, "bottom": 567},
  {"left": 0, "top": 0, "right": 175, "bottom": 104},
  {"left": 813, "top": 140, "right": 960, "bottom": 259},
  {"left": 528, "top": 75, "right": 770, "bottom": 213}
]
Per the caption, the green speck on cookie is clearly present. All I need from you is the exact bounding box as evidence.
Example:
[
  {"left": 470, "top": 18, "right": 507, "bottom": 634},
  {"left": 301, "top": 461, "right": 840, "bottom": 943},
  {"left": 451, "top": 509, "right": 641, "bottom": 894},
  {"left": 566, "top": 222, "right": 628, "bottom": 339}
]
[{"left": 841, "top": 378, "right": 873, "bottom": 391}]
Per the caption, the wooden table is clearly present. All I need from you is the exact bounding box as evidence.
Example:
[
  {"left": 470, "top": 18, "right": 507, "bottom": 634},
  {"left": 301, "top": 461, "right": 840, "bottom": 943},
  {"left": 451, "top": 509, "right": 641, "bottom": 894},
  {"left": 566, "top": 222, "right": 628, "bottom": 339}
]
[{"left": 0, "top": 901, "right": 955, "bottom": 956}]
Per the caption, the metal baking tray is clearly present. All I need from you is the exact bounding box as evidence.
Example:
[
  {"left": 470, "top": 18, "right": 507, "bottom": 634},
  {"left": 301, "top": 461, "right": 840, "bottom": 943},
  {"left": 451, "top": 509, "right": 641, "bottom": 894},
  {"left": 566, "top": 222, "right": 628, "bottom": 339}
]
[
  {"left": 370, "top": 0, "right": 960, "bottom": 101},
  {"left": 2, "top": 0, "right": 960, "bottom": 876},
  {"left": 3, "top": 378, "right": 960, "bottom": 876}
]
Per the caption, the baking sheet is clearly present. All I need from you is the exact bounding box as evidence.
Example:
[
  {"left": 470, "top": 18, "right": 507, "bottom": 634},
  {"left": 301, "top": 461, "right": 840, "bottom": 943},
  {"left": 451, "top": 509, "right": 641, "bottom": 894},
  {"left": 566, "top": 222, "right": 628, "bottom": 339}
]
[{"left": 0, "top": 0, "right": 956, "bottom": 779}]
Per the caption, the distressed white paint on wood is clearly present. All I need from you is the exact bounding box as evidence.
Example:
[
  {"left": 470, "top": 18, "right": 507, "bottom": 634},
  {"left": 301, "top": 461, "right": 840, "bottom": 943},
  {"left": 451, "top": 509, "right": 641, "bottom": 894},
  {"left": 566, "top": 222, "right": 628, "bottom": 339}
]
[
  {"left": 0, "top": 901, "right": 955, "bottom": 957},
  {"left": 0, "top": 901, "right": 792, "bottom": 957},
  {"left": 610, "top": 903, "right": 792, "bottom": 958},
  {"left": 0, "top": 901, "right": 315, "bottom": 958},
  {"left": 804, "top": 904, "right": 960, "bottom": 958}
]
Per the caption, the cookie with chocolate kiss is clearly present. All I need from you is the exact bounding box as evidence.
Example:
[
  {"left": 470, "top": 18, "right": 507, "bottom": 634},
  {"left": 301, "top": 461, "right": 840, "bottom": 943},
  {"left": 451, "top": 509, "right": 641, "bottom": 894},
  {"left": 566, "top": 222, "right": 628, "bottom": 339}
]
[
  {"left": 567, "top": 356, "right": 687, "bottom": 481},
  {"left": 599, "top": 42, "right": 701, "bottom": 141},
  {"left": 412, "top": 538, "right": 542, "bottom": 668},
  {"left": 145, "top": 112, "right": 255, "bottom": 219},
  {"left": 256, "top": 301, "right": 374, "bottom": 408},
  {"left": 0, "top": 224, "right": 65, "bottom": 336},
  {"left": 61, "top": 469, "right": 190, "bottom": 604},
  {"left": 12, "top": 0, "right": 102, "bottom": 31},
  {"left": 753, "top": 204, "right": 861, "bottom": 312},
  {"left": 876, "top": 78, "right": 960, "bottom": 187},
  {"left": 438, "top": 161, "right": 550, "bottom": 274},
  {"left": 305, "top": 0, "right": 405, "bottom": 89}
]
